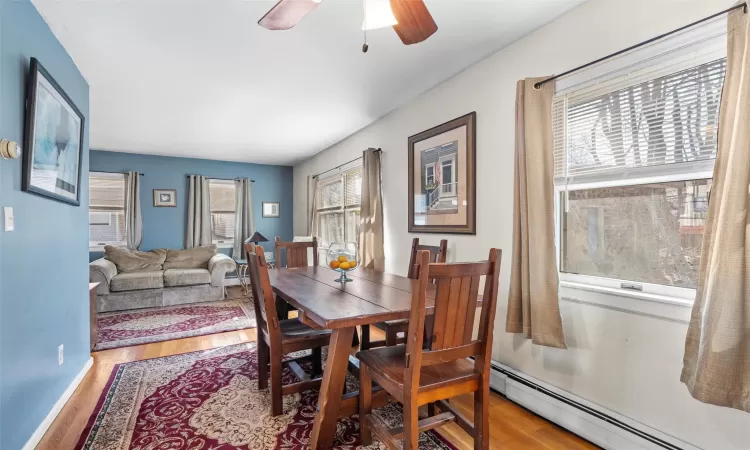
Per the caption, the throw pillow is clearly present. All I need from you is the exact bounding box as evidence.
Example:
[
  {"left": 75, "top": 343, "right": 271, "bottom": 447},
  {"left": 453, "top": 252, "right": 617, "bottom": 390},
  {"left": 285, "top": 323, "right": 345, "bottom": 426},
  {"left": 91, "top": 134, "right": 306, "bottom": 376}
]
[
  {"left": 163, "top": 245, "right": 218, "bottom": 270},
  {"left": 104, "top": 246, "right": 168, "bottom": 273}
]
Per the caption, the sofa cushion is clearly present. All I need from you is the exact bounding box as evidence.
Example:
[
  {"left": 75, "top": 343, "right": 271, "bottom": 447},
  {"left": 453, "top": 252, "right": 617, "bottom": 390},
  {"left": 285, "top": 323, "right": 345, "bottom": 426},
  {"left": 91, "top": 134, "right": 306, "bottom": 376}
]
[
  {"left": 163, "top": 245, "right": 217, "bottom": 270},
  {"left": 163, "top": 269, "right": 211, "bottom": 287},
  {"left": 104, "top": 246, "right": 167, "bottom": 273},
  {"left": 110, "top": 271, "right": 164, "bottom": 292}
]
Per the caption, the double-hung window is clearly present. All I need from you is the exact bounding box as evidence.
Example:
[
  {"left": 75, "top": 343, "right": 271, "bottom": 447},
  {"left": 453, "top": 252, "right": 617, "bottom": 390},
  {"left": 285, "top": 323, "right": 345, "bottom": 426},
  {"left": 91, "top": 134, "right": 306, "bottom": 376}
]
[
  {"left": 554, "top": 23, "right": 726, "bottom": 299},
  {"left": 314, "top": 164, "right": 362, "bottom": 253},
  {"left": 89, "top": 172, "right": 126, "bottom": 249},
  {"left": 209, "top": 179, "right": 236, "bottom": 248}
]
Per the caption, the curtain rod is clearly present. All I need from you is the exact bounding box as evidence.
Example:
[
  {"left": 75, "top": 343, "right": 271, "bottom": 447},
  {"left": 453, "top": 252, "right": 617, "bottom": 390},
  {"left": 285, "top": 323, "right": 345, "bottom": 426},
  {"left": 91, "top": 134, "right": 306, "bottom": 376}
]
[
  {"left": 94, "top": 170, "right": 144, "bottom": 176},
  {"left": 186, "top": 175, "right": 255, "bottom": 182},
  {"left": 312, "top": 148, "right": 381, "bottom": 179},
  {"left": 534, "top": 2, "right": 747, "bottom": 89}
]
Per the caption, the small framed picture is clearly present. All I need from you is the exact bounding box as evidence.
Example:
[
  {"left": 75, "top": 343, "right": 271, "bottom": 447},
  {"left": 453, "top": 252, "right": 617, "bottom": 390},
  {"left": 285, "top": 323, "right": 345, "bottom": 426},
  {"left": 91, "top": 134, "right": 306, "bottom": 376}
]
[
  {"left": 153, "top": 189, "right": 177, "bottom": 207},
  {"left": 262, "top": 202, "right": 280, "bottom": 218}
]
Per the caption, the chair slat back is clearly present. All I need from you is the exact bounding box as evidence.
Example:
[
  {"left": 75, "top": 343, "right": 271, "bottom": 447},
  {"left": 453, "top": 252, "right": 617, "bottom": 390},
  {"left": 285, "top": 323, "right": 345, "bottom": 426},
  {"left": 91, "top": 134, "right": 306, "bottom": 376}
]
[
  {"left": 247, "top": 245, "right": 282, "bottom": 347},
  {"left": 404, "top": 249, "right": 502, "bottom": 375},
  {"left": 275, "top": 236, "right": 319, "bottom": 268},
  {"left": 407, "top": 238, "right": 448, "bottom": 279}
]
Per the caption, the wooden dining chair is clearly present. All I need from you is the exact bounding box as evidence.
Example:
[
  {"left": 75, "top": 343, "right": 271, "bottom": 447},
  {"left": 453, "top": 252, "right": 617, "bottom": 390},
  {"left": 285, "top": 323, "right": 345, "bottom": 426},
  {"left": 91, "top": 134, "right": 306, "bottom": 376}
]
[
  {"left": 357, "top": 248, "right": 501, "bottom": 450},
  {"left": 273, "top": 236, "right": 318, "bottom": 319},
  {"left": 360, "top": 238, "right": 448, "bottom": 350},
  {"left": 274, "top": 236, "right": 318, "bottom": 268},
  {"left": 246, "top": 245, "right": 331, "bottom": 416}
]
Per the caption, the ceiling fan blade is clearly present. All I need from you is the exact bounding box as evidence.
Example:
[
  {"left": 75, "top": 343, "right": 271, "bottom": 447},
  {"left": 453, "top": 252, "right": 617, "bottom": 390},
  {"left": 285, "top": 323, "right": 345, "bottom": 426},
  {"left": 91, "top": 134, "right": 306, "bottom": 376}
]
[
  {"left": 258, "top": 0, "right": 324, "bottom": 31},
  {"left": 389, "top": 0, "right": 438, "bottom": 45}
]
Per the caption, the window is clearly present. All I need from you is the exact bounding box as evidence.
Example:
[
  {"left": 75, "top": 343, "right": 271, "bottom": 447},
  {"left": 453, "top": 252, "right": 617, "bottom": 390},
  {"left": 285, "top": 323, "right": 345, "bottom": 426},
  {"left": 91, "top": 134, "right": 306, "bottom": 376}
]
[
  {"left": 209, "top": 179, "right": 236, "bottom": 247},
  {"left": 554, "top": 56, "right": 725, "bottom": 295},
  {"left": 314, "top": 164, "right": 362, "bottom": 252},
  {"left": 425, "top": 164, "right": 435, "bottom": 186},
  {"left": 89, "top": 172, "right": 126, "bottom": 248}
]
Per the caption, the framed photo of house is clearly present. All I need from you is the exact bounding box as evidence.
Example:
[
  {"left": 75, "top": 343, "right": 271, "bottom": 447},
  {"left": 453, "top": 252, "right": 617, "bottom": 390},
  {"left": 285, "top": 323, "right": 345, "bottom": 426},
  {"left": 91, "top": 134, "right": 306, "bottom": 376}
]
[
  {"left": 153, "top": 189, "right": 177, "bottom": 207},
  {"left": 262, "top": 202, "right": 280, "bottom": 218},
  {"left": 22, "top": 58, "right": 85, "bottom": 206},
  {"left": 408, "top": 112, "right": 476, "bottom": 234}
]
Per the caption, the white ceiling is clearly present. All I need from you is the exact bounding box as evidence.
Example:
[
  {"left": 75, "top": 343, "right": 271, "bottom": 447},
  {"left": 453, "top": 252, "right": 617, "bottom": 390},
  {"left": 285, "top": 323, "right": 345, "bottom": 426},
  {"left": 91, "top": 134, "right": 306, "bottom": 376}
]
[{"left": 32, "top": 0, "right": 586, "bottom": 166}]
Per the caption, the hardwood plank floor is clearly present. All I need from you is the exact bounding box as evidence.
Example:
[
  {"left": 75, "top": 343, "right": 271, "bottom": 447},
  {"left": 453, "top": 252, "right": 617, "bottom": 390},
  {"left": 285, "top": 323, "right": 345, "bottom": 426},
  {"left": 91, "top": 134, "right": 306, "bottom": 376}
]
[{"left": 37, "top": 289, "right": 597, "bottom": 449}]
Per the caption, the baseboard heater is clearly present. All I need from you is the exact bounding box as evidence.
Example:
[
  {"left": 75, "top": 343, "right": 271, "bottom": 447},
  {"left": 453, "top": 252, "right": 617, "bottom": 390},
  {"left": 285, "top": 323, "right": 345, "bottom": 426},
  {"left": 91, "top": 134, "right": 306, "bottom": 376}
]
[{"left": 489, "top": 362, "right": 698, "bottom": 450}]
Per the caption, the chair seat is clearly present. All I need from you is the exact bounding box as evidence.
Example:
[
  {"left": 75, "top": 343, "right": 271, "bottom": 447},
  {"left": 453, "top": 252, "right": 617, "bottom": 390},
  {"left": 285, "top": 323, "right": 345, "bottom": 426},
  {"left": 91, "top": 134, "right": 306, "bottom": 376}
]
[
  {"left": 279, "top": 319, "right": 331, "bottom": 343},
  {"left": 356, "top": 345, "right": 479, "bottom": 394}
]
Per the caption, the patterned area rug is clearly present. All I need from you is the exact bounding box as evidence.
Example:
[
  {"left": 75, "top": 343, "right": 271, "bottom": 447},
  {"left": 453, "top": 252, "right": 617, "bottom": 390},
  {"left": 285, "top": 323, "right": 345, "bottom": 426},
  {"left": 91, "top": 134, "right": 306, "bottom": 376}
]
[
  {"left": 94, "top": 300, "right": 257, "bottom": 351},
  {"left": 76, "top": 343, "right": 456, "bottom": 449}
]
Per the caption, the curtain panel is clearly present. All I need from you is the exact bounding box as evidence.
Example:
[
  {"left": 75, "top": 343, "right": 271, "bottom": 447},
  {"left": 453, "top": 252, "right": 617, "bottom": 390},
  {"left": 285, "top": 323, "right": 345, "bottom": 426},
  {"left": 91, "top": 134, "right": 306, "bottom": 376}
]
[
  {"left": 233, "top": 178, "right": 255, "bottom": 259},
  {"left": 124, "top": 171, "right": 142, "bottom": 250},
  {"left": 506, "top": 78, "right": 567, "bottom": 349},
  {"left": 359, "top": 148, "right": 385, "bottom": 272},
  {"left": 681, "top": 8, "right": 750, "bottom": 413},
  {"left": 308, "top": 175, "right": 318, "bottom": 237},
  {"left": 186, "top": 175, "right": 212, "bottom": 248}
]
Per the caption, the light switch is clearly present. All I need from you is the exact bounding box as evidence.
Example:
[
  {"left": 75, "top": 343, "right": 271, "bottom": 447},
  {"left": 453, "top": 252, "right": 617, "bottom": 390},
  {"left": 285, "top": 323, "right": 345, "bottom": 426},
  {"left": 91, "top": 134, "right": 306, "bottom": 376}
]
[{"left": 4, "top": 207, "right": 14, "bottom": 231}]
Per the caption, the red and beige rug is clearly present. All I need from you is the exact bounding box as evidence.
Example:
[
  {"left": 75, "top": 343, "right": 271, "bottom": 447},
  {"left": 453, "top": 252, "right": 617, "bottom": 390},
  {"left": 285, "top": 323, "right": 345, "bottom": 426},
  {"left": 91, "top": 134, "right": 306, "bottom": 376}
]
[
  {"left": 94, "top": 300, "right": 256, "bottom": 351},
  {"left": 75, "top": 343, "right": 456, "bottom": 449}
]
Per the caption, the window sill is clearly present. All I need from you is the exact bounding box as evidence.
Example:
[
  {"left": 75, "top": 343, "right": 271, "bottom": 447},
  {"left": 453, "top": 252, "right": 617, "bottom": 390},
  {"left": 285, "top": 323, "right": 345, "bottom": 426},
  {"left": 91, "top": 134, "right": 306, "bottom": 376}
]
[
  {"left": 213, "top": 242, "right": 234, "bottom": 249},
  {"left": 89, "top": 243, "right": 124, "bottom": 252},
  {"left": 559, "top": 280, "right": 694, "bottom": 324}
]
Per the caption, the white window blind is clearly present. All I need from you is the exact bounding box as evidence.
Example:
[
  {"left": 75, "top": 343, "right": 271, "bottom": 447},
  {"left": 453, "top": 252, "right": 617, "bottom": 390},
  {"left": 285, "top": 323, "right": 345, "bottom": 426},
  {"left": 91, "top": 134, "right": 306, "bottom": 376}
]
[
  {"left": 209, "top": 179, "right": 236, "bottom": 245},
  {"left": 89, "top": 172, "right": 126, "bottom": 246},
  {"left": 553, "top": 58, "right": 725, "bottom": 183},
  {"left": 314, "top": 163, "right": 362, "bottom": 249}
]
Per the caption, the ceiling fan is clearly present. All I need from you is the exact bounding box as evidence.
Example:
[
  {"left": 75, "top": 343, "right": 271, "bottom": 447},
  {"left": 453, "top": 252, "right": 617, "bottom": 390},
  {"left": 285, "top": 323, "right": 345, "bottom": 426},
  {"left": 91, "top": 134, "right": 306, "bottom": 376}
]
[{"left": 258, "top": 0, "right": 438, "bottom": 47}]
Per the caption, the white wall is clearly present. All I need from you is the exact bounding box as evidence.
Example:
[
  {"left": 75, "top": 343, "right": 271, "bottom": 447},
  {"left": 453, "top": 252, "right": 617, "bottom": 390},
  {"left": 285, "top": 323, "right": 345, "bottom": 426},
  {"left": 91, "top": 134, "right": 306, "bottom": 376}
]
[{"left": 293, "top": 0, "right": 750, "bottom": 448}]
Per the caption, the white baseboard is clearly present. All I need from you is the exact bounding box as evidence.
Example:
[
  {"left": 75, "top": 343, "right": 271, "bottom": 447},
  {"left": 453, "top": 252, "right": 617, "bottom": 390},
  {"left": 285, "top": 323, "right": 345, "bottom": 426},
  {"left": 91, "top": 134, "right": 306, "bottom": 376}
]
[
  {"left": 490, "top": 361, "right": 698, "bottom": 450},
  {"left": 23, "top": 357, "right": 94, "bottom": 450}
]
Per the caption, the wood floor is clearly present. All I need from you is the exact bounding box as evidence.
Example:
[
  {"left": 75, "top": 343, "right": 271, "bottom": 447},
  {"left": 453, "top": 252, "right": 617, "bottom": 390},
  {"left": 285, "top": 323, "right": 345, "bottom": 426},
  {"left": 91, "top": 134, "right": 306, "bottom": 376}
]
[{"left": 37, "top": 288, "right": 597, "bottom": 450}]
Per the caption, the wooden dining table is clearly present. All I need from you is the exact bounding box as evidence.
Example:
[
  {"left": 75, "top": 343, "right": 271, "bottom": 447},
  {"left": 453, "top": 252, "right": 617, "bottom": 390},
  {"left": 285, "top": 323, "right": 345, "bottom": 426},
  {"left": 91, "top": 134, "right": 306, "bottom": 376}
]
[{"left": 268, "top": 266, "right": 480, "bottom": 450}]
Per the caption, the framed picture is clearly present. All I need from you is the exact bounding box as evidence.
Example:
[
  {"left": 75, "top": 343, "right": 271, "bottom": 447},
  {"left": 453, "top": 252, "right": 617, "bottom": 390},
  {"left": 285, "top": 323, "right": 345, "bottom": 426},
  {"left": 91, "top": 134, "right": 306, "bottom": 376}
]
[
  {"left": 153, "top": 189, "right": 177, "bottom": 207},
  {"left": 262, "top": 202, "right": 280, "bottom": 218},
  {"left": 408, "top": 112, "right": 476, "bottom": 234},
  {"left": 22, "top": 58, "right": 85, "bottom": 206}
]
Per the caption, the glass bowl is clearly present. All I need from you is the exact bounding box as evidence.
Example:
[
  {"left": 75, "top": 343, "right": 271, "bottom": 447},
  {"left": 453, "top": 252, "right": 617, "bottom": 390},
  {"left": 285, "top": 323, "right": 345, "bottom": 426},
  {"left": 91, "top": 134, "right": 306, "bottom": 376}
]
[{"left": 326, "top": 242, "right": 360, "bottom": 283}]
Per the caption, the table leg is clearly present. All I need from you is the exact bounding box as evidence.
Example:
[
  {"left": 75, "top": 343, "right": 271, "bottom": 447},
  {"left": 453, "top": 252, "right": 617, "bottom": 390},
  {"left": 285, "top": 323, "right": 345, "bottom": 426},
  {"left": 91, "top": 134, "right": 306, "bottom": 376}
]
[{"left": 310, "top": 326, "right": 355, "bottom": 450}]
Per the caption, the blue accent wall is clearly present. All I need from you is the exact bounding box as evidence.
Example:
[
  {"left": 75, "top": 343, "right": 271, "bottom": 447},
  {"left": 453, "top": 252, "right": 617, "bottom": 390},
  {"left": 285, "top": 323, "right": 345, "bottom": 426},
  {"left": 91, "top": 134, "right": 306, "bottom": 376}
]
[
  {"left": 89, "top": 151, "right": 294, "bottom": 260},
  {"left": 0, "top": 1, "right": 91, "bottom": 449}
]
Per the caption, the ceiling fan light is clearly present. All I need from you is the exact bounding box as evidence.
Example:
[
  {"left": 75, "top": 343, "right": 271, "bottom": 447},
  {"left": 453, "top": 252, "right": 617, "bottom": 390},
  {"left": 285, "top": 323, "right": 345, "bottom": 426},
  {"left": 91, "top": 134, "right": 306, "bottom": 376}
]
[{"left": 362, "top": 0, "right": 398, "bottom": 31}]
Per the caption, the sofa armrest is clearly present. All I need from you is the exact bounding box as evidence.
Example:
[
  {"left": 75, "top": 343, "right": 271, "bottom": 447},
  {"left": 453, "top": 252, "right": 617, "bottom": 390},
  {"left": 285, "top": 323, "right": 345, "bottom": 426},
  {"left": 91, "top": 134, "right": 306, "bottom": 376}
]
[
  {"left": 90, "top": 258, "right": 117, "bottom": 295},
  {"left": 208, "top": 253, "right": 236, "bottom": 287}
]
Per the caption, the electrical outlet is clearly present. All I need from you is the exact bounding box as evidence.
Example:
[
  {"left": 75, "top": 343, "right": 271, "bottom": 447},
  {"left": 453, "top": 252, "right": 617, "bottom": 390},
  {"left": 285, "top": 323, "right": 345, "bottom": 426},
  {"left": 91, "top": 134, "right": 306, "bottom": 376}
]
[{"left": 58, "top": 344, "right": 64, "bottom": 366}]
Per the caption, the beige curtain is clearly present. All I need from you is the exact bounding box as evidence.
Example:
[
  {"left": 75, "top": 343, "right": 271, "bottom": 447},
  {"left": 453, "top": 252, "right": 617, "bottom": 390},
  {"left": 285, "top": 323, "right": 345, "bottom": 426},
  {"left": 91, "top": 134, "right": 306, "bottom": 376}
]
[
  {"left": 506, "top": 78, "right": 566, "bottom": 349},
  {"left": 124, "top": 171, "right": 142, "bottom": 250},
  {"left": 233, "top": 178, "right": 254, "bottom": 259},
  {"left": 186, "top": 175, "right": 212, "bottom": 248},
  {"left": 308, "top": 175, "right": 318, "bottom": 237},
  {"left": 359, "top": 148, "right": 385, "bottom": 271},
  {"left": 681, "top": 9, "right": 750, "bottom": 413}
]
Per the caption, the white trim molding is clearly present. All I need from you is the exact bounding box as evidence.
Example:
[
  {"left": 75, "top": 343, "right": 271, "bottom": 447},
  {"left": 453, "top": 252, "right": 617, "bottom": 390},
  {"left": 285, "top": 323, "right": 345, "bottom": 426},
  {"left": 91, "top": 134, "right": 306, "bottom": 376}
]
[
  {"left": 490, "top": 361, "right": 699, "bottom": 450},
  {"left": 22, "top": 357, "right": 94, "bottom": 450}
]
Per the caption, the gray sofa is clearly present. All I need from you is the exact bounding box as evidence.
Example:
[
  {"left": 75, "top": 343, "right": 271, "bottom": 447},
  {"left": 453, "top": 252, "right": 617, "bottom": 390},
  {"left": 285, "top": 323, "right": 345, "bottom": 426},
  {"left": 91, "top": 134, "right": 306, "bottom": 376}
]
[{"left": 89, "top": 245, "right": 236, "bottom": 313}]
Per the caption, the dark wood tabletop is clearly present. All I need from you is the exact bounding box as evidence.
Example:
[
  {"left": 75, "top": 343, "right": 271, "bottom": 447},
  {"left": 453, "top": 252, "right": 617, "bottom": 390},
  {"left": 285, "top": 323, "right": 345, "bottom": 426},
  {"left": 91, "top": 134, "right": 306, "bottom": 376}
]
[{"left": 268, "top": 267, "right": 438, "bottom": 329}]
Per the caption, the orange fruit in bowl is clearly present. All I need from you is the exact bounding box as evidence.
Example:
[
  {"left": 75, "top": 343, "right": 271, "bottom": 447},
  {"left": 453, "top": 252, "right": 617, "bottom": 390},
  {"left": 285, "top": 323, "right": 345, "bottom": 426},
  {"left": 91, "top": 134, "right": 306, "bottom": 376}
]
[
  {"left": 339, "top": 262, "right": 351, "bottom": 270},
  {"left": 338, "top": 255, "right": 348, "bottom": 263},
  {"left": 329, "top": 260, "right": 340, "bottom": 269},
  {"left": 348, "top": 261, "right": 357, "bottom": 269}
]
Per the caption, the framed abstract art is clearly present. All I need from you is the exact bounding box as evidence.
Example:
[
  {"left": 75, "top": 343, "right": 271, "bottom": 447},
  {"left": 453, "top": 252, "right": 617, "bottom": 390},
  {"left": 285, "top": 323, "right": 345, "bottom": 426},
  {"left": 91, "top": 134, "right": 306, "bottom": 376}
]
[
  {"left": 22, "top": 58, "right": 85, "bottom": 206},
  {"left": 408, "top": 112, "right": 476, "bottom": 234}
]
